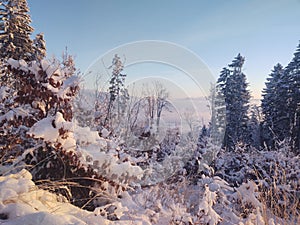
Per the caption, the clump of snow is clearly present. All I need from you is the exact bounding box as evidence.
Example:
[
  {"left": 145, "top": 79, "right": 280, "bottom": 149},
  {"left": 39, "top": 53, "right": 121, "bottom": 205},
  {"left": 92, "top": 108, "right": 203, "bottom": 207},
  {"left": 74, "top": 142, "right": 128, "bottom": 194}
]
[
  {"left": 0, "top": 169, "right": 34, "bottom": 203},
  {"left": 78, "top": 149, "right": 143, "bottom": 185},
  {"left": 101, "top": 128, "right": 110, "bottom": 138},
  {"left": 0, "top": 86, "right": 9, "bottom": 101},
  {"left": 7, "top": 58, "right": 28, "bottom": 72},
  {"left": 235, "top": 180, "right": 262, "bottom": 208},
  {"left": 28, "top": 112, "right": 76, "bottom": 151},
  {"left": 74, "top": 125, "right": 106, "bottom": 147}
]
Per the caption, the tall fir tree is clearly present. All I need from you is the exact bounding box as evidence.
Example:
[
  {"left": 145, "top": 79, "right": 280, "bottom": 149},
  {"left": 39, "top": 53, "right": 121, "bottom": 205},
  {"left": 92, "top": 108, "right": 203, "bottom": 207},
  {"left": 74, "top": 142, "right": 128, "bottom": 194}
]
[
  {"left": 104, "top": 54, "right": 129, "bottom": 128},
  {"left": 262, "top": 42, "right": 300, "bottom": 153},
  {"left": 261, "top": 63, "right": 289, "bottom": 148},
  {"left": 0, "top": 0, "right": 34, "bottom": 61},
  {"left": 210, "top": 73, "right": 227, "bottom": 146},
  {"left": 285, "top": 42, "right": 300, "bottom": 152},
  {"left": 216, "top": 54, "right": 251, "bottom": 150}
]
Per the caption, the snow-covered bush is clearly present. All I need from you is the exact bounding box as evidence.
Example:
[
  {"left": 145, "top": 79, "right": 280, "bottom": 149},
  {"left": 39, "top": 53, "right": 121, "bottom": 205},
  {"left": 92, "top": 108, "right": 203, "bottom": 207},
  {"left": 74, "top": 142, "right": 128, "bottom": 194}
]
[
  {"left": 0, "top": 57, "right": 80, "bottom": 159},
  {"left": 157, "top": 127, "right": 181, "bottom": 162},
  {"left": 0, "top": 57, "right": 144, "bottom": 213},
  {"left": 197, "top": 184, "right": 222, "bottom": 224},
  {"left": 23, "top": 111, "right": 143, "bottom": 212},
  {"left": 179, "top": 125, "right": 222, "bottom": 185},
  {"left": 215, "top": 146, "right": 300, "bottom": 220}
]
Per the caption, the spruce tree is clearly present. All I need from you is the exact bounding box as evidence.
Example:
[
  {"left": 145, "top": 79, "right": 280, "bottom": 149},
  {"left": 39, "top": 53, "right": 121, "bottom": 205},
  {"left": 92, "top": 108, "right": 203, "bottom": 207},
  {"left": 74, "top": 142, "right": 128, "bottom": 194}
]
[
  {"left": 0, "top": 0, "right": 34, "bottom": 61},
  {"left": 33, "top": 32, "right": 46, "bottom": 61},
  {"left": 261, "top": 63, "right": 289, "bottom": 148},
  {"left": 285, "top": 42, "right": 300, "bottom": 152},
  {"left": 197, "top": 125, "right": 209, "bottom": 153},
  {"left": 216, "top": 54, "right": 251, "bottom": 150},
  {"left": 211, "top": 70, "right": 227, "bottom": 146},
  {"left": 262, "top": 42, "right": 300, "bottom": 153},
  {"left": 104, "top": 54, "right": 129, "bottom": 128}
]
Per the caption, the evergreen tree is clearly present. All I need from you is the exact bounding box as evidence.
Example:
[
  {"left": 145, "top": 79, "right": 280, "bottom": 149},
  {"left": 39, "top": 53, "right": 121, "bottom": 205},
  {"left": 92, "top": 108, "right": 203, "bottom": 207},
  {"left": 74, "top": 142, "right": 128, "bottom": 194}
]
[
  {"left": 216, "top": 54, "right": 251, "bottom": 150},
  {"left": 33, "top": 32, "right": 46, "bottom": 61},
  {"left": 184, "top": 126, "right": 208, "bottom": 177},
  {"left": 212, "top": 68, "right": 228, "bottom": 146},
  {"left": 285, "top": 42, "right": 300, "bottom": 152},
  {"left": 197, "top": 125, "right": 209, "bottom": 153},
  {"left": 0, "top": 0, "right": 34, "bottom": 61},
  {"left": 104, "top": 54, "right": 129, "bottom": 128},
  {"left": 261, "top": 63, "right": 289, "bottom": 148},
  {"left": 262, "top": 42, "right": 300, "bottom": 153},
  {"left": 209, "top": 83, "right": 225, "bottom": 147},
  {"left": 248, "top": 105, "right": 261, "bottom": 149}
]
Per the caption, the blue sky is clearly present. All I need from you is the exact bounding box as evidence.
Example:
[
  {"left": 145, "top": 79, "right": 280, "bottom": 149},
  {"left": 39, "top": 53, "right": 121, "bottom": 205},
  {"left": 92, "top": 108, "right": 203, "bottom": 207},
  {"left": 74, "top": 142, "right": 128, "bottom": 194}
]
[{"left": 28, "top": 0, "right": 300, "bottom": 98}]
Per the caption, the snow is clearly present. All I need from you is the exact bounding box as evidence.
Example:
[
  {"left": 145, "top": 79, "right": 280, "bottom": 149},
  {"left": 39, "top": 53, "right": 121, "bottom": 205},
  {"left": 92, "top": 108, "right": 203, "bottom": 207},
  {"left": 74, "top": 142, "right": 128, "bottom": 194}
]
[
  {"left": 1, "top": 140, "right": 298, "bottom": 224},
  {"left": 7, "top": 58, "right": 20, "bottom": 69},
  {"left": 0, "top": 86, "right": 9, "bottom": 101},
  {"left": 0, "top": 170, "right": 153, "bottom": 225},
  {"left": 0, "top": 170, "right": 105, "bottom": 225},
  {"left": 74, "top": 126, "right": 102, "bottom": 145},
  {"left": 28, "top": 112, "right": 76, "bottom": 151},
  {"left": 235, "top": 181, "right": 262, "bottom": 208},
  {"left": 7, "top": 58, "right": 28, "bottom": 72},
  {"left": 26, "top": 108, "right": 144, "bottom": 186},
  {"left": 0, "top": 106, "right": 31, "bottom": 124},
  {"left": 198, "top": 185, "right": 222, "bottom": 225},
  {"left": 101, "top": 128, "right": 110, "bottom": 138}
]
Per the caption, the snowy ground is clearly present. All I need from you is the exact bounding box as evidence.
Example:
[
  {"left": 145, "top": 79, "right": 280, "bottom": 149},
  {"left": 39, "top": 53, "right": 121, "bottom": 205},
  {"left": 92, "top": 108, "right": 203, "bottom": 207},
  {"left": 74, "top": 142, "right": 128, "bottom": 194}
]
[{"left": 1, "top": 166, "right": 297, "bottom": 224}]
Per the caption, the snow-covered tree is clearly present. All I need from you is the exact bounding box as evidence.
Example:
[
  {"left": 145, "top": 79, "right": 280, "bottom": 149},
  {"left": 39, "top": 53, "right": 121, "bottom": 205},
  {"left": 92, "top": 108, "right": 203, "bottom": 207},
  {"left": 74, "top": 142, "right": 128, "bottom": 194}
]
[
  {"left": 153, "top": 81, "right": 169, "bottom": 129},
  {"left": 33, "top": 32, "right": 46, "bottom": 61},
  {"left": 0, "top": 0, "right": 34, "bottom": 61},
  {"left": 209, "top": 82, "right": 226, "bottom": 147},
  {"left": 285, "top": 42, "right": 300, "bottom": 152},
  {"left": 197, "top": 125, "right": 209, "bottom": 152},
  {"left": 105, "top": 54, "right": 129, "bottom": 128},
  {"left": 184, "top": 125, "right": 208, "bottom": 177},
  {"left": 157, "top": 127, "right": 180, "bottom": 162},
  {"left": 142, "top": 81, "right": 171, "bottom": 133},
  {"left": 261, "top": 63, "right": 288, "bottom": 148},
  {"left": 216, "top": 54, "right": 251, "bottom": 150},
  {"left": 0, "top": 0, "right": 146, "bottom": 215},
  {"left": 248, "top": 105, "right": 261, "bottom": 149},
  {"left": 262, "top": 42, "right": 300, "bottom": 153}
]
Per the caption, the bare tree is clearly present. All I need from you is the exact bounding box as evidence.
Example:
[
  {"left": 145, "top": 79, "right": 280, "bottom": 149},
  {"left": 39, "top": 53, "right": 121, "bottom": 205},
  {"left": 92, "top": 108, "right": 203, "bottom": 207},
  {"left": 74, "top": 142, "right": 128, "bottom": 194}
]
[
  {"left": 123, "top": 83, "right": 144, "bottom": 138},
  {"left": 183, "top": 109, "right": 200, "bottom": 140},
  {"left": 154, "top": 81, "right": 169, "bottom": 128},
  {"left": 142, "top": 81, "right": 171, "bottom": 133}
]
